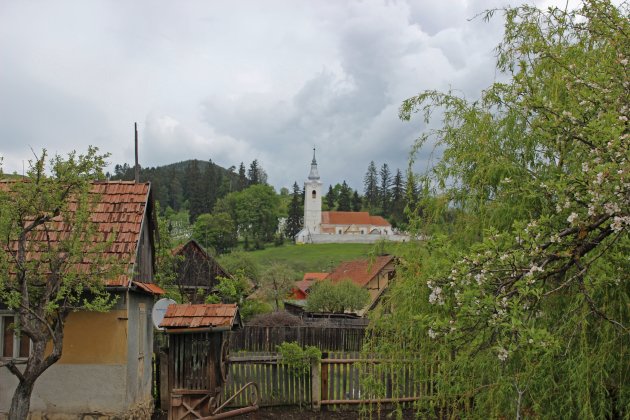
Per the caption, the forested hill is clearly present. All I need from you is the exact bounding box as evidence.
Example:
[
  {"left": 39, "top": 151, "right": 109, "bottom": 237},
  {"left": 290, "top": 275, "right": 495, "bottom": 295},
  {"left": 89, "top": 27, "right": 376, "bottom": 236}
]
[{"left": 109, "top": 159, "right": 263, "bottom": 219}]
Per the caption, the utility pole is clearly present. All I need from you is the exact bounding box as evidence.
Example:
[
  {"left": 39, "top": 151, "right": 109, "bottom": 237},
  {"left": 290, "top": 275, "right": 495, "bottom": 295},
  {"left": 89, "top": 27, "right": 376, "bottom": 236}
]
[{"left": 134, "top": 122, "right": 140, "bottom": 183}]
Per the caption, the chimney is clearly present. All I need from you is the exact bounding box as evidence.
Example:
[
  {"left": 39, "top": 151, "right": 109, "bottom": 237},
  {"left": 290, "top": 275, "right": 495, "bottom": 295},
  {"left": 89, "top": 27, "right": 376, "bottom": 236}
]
[{"left": 134, "top": 122, "right": 140, "bottom": 183}]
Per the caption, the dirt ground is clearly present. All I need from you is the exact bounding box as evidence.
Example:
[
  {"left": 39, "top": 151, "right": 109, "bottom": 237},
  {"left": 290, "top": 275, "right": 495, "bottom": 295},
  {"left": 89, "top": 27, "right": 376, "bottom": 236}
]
[
  {"left": 235, "top": 406, "right": 415, "bottom": 419},
  {"left": 154, "top": 406, "right": 416, "bottom": 419}
]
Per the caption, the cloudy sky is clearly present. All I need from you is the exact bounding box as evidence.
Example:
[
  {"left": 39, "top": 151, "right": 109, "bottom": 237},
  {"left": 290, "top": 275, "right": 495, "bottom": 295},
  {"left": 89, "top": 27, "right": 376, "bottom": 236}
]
[{"left": 0, "top": 0, "right": 564, "bottom": 191}]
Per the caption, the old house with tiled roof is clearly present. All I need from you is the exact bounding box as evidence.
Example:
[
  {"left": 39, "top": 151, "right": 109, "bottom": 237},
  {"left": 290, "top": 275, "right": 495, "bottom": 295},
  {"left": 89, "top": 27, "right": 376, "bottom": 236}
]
[
  {"left": 289, "top": 256, "right": 397, "bottom": 316},
  {"left": 295, "top": 151, "right": 409, "bottom": 244},
  {"left": 325, "top": 254, "right": 396, "bottom": 314},
  {"left": 172, "top": 239, "right": 232, "bottom": 303},
  {"left": 0, "top": 181, "right": 163, "bottom": 418}
]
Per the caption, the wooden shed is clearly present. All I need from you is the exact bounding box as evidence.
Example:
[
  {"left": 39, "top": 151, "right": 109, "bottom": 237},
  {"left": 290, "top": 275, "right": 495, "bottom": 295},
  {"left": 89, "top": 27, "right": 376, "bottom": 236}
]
[
  {"left": 160, "top": 303, "right": 246, "bottom": 419},
  {"left": 172, "top": 240, "right": 232, "bottom": 303}
]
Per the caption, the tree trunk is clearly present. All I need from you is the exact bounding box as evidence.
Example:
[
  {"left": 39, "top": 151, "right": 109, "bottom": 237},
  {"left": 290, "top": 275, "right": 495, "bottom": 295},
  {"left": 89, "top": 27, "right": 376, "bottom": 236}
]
[{"left": 9, "top": 379, "right": 34, "bottom": 420}]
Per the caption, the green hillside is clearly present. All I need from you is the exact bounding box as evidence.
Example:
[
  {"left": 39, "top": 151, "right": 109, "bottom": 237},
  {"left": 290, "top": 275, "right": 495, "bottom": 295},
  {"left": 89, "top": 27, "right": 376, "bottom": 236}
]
[{"left": 244, "top": 242, "right": 406, "bottom": 274}]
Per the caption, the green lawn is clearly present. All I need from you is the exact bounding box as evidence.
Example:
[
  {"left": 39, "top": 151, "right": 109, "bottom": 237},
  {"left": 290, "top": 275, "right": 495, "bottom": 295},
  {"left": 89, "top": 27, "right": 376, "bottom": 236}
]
[{"left": 245, "top": 241, "right": 406, "bottom": 274}]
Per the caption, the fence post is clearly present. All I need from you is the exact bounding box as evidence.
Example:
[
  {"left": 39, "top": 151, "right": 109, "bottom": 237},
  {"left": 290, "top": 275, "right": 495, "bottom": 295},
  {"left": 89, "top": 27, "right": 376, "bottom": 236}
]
[
  {"left": 311, "top": 357, "right": 321, "bottom": 411},
  {"left": 159, "top": 350, "right": 170, "bottom": 411}
]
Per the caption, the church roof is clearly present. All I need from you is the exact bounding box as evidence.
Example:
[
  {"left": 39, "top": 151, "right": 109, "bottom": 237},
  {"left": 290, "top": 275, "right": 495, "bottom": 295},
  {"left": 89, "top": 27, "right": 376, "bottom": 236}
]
[{"left": 321, "top": 211, "right": 390, "bottom": 227}]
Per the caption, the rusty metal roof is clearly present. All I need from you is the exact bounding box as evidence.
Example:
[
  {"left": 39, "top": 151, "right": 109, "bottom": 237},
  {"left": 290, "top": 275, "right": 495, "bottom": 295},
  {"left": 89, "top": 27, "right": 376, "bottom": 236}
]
[
  {"left": 326, "top": 255, "right": 396, "bottom": 287},
  {"left": 160, "top": 303, "right": 241, "bottom": 331},
  {"left": 133, "top": 281, "right": 165, "bottom": 295},
  {"left": 0, "top": 180, "right": 154, "bottom": 289}
]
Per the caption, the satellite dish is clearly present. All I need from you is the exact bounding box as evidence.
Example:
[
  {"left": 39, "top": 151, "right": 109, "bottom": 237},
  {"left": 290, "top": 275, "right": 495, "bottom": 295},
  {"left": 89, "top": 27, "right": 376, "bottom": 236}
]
[{"left": 152, "top": 298, "right": 176, "bottom": 330}]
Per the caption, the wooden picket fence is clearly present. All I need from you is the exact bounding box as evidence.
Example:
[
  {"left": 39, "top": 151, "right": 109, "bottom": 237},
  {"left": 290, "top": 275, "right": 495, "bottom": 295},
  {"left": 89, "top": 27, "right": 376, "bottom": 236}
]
[
  {"left": 229, "top": 326, "right": 366, "bottom": 352},
  {"left": 221, "top": 351, "right": 425, "bottom": 409},
  {"left": 223, "top": 352, "right": 312, "bottom": 407}
]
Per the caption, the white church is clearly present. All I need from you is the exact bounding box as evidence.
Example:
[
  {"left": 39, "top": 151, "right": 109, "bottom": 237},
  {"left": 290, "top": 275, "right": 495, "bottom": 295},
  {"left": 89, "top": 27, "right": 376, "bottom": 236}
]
[{"left": 295, "top": 151, "right": 410, "bottom": 244}]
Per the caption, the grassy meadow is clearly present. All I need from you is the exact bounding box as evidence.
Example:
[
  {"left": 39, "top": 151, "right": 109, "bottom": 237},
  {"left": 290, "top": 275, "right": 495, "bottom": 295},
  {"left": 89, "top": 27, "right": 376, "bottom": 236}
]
[{"left": 245, "top": 241, "right": 407, "bottom": 274}]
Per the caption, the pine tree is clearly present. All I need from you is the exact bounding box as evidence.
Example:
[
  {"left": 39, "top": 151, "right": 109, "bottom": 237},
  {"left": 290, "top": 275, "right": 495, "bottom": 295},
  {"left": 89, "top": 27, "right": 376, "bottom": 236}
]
[
  {"left": 363, "top": 161, "right": 379, "bottom": 210},
  {"left": 379, "top": 163, "right": 392, "bottom": 215},
  {"left": 204, "top": 160, "right": 218, "bottom": 213},
  {"left": 391, "top": 168, "right": 405, "bottom": 225},
  {"left": 351, "top": 191, "right": 362, "bottom": 212},
  {"left": 237, "top": 162, "right": 248, "bottom": 191},
  {"left": 248, "top": 159, "right": 260, "bottom": 185},
  {"left": 337, "top": 181, "right": 352, "bottom": 211},
  {"left": 326, "top": 185, "right": 336, "bottom": 210},
  {"left": 285, "top": 182, "right": 303, "bottom": 240},
  {"left": 187, "top": 160, "right": 205, "bottom": 223}
]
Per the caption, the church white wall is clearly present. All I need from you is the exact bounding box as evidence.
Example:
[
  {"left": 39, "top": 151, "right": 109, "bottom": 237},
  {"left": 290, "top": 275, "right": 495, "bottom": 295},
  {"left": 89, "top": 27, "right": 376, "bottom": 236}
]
[
  {"left": 297, "top": 233, "right": 410, "bottom": 244},
  {"left": 303, "top": 180, "right": 322, "bottom": 234}
]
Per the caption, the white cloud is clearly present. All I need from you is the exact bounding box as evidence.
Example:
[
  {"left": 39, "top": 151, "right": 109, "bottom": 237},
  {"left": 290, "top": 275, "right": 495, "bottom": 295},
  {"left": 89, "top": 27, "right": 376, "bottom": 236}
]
[{"left": 0, "top": 0, "right": 563, "bottom": 190}]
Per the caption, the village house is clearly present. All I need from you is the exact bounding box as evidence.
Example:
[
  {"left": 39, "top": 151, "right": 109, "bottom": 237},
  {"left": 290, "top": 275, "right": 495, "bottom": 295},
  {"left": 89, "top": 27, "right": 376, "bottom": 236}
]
[
  {"left": 172, "top": 239, "right": 232, "bottom": 303},
  {"left": 291, "top": 272, "right": 328, "bottom": 300},
  {"left": 289, "top": 255, "right": 397, "bottom": 316},
  {"left": 295, "top": 151, "right": 409, "bottom": 244},
  {"left": 0, "top": 181, "right": 164, "bottom": 419}
]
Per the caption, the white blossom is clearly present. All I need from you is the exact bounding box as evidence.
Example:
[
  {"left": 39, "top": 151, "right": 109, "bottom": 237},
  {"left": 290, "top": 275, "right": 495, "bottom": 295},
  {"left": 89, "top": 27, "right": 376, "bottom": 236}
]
[
  {"left": 428, "top": 328, "right": 437, "bottom": 339},
  {"left": 428, "top": 286, "right": 444, "bottom": 305},
  {"left": 567, "top": 212, "right": 579, "bottom": 224},
  {"left": 497, "top": 347, "right": 509, "bottom": 362}
]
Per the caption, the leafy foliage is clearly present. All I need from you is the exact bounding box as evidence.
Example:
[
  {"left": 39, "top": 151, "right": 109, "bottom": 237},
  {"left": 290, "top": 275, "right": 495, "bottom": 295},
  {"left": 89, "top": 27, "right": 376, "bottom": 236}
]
[
  {"left": 306, "top": 280, "right": 370, "bottom": 313},
  {"left": 0, "top": 148, "right": 122, "bottom": 419},
  {"left": 192, "top": 212, "right": 237, "bottom": 254},
  {"left": 260, "top": 262, "right": 297, "bottom": 310},
  {"left": 368, "top": 1, "right": 630, "bottom": 417},
  {"left": 277, "top": 341, "right": 321, "bottom": 377}
]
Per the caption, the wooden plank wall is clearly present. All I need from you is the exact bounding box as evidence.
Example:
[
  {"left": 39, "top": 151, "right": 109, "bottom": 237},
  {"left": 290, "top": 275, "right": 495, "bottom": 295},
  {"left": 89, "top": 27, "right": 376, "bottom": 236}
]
[{"left": 229, "top": 326, "right": 366, "bottom": 352}]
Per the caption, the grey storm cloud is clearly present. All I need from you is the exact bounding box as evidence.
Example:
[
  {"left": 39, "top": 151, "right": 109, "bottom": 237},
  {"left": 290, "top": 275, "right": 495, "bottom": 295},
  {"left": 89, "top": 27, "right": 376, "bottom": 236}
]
[{"left": 0, "top": 0, "right": 555, "bottom": 191}]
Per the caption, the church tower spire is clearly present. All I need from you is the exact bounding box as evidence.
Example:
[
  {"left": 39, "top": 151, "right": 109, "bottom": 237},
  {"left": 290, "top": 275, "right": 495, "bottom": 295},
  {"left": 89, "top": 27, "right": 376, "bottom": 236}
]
[
  {"left": 308, "top": 147, "right": 320, "bottom": 180},
  {"left": 303, "top": 147, "right": 322, "bottom": 235}
]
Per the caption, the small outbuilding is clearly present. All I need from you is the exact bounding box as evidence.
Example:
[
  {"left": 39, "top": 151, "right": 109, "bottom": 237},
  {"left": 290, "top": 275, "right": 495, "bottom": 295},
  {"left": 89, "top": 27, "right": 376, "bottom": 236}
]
[{"left": 160, "top": 303, "right": 244, "bottom": 419}]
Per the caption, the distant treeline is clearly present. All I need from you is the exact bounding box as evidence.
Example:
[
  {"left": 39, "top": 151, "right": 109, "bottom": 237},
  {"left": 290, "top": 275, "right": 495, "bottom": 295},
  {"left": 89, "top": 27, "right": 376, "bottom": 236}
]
[
  {"left": 110, "top": 159, "right": 420, "bottom": 230},
  {"left": 109, "top": 159, "right": 267, "bottom": 222}
]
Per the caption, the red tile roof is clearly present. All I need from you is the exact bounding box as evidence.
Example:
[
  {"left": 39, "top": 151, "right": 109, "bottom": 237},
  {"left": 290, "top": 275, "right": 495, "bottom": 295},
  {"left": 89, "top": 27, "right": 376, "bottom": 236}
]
[
  {"left": 293, "top": 272, "right": 328, "bottom": 297},
  {"left": 321, "top": 211, "right": 391, "bottom": 227},
  {"left": 160, "top": 303, "right": 241, "bottom": 330},
  {"left": 0, "top": 180, "right": 153, "bottom": 289},
  {"left": 303, "top": 272, "right": 328, "bottom": 281},
  {"left": 326, "top": 255, "right": 395, "bottom": 287}
]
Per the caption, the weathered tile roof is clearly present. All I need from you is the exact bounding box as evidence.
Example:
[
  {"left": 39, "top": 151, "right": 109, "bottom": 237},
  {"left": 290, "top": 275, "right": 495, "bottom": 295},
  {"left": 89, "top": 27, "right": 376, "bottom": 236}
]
[
  {"left": 321, "top": 211, "right": 391, "bottom": 227},
  {"left": 303, "top": 272, "right": 328, "bottom": 281},
  {"left": 326, "top": 254, "right": 395, "bottom": 287},
  {"left": 160, "top": 303, "right": 241, "bottom": 330},
  {"left": 294, "top": 272, "right": 328, "bottom": 295},
  {"left": 0, "top": 180, "right": 153, "bottom": 289}
]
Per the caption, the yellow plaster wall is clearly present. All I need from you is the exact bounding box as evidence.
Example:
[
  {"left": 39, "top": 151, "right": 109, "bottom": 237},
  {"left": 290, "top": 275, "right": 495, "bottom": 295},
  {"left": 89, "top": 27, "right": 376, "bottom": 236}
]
[{"left": 54, "top": 310, "right": 128, "bottom": 364}]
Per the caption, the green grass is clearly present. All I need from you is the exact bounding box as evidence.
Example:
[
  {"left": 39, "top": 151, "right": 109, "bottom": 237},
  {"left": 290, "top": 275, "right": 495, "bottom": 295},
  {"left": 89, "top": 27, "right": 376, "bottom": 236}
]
[{"left": 245, "top": 241, "right": 406, "bottom": 274}]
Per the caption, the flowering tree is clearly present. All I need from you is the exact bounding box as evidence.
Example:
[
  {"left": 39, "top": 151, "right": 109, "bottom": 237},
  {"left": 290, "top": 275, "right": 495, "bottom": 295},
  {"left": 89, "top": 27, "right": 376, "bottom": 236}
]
[
  {"left": 0, "top": 148, "right": 120, "bottom": 420},
  {"left": 367, "top": 1, "right": 629, "bottom": 417}
]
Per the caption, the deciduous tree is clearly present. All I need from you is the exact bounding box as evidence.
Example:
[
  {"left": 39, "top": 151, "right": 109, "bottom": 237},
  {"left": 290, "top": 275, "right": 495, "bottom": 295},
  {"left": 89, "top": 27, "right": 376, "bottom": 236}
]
[
  {"left": 306, "top": 280, "right": 369, "bottom": 313},
  {"left": 0, "top": 148, "right": 122, "bottom": 420},
  {"left": 368, "top": 2, "right": 629, "bottom": 417}
]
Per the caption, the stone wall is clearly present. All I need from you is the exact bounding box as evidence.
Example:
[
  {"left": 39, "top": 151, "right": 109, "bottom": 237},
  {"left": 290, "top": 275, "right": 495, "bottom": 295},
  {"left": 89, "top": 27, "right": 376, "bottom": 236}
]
[{"left": 303, "top": 233, "right": 410, "bottom": 244}]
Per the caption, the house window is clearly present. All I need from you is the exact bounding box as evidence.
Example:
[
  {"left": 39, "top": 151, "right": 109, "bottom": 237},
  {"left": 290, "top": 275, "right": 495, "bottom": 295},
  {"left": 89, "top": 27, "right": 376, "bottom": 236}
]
[
  {"left": 312, "top": 190, "right": 317, "bottom": 199},
  {"left": 1, "top": 315, "right": 30, "bottom": 359}
]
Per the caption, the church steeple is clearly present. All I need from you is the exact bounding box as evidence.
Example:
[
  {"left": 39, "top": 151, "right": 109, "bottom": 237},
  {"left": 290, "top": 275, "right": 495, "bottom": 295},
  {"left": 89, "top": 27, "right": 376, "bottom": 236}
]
[{"left": 308, "top": 147, "right": 320, "bottom": 181}]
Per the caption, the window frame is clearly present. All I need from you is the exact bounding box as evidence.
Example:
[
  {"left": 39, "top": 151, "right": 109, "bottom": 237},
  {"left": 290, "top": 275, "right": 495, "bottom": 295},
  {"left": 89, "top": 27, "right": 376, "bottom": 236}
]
[{"left": 0, "top": 313, "right": 32, "bottom": 360}]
